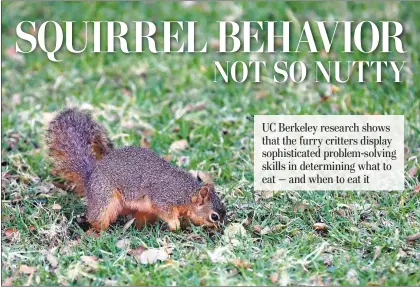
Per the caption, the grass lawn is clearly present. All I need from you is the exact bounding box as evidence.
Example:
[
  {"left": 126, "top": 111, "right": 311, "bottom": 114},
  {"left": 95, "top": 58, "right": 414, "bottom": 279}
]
[{"left": 1, "top": 1, "right": 419, "bottom": 286}]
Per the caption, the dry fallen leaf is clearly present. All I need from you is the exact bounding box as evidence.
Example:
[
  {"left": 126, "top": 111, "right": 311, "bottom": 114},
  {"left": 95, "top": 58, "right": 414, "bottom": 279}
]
[
  {"left": 224, "top": 223, "right": 247, "bottom": 238},
  {"left": 12, "top": 93, "right": 21, "bottom": 105},
  {"left": 163, "top": 154, "right": 173, "bottom": 162},
  {"left": 260, "top": 226, "right": 272, "bottom": 235},
  {"left": 19, "top": 265, "right": 37, "bottom": 274},
  {"left": 52, "top": 203, "right": 62, "bottom": 210},
  {"left": 270, "top": 273, "right": 279, "bottom": 283},
  {"left": 169, "top": 139, "right": 188, "bottom": 153},
  {"left": 330, "top": 84, "right": 341, "bottom": 94},
  {"left": 86, "top": 229, "right": 100, "bottom": 238},
  {"left": 116, "top": 238, "right": 131, "bottom": 250},
  {"left": 128, "top": 245, "right": 146, "bottom": 259},
  {"left": 190, "top": 170, "right": 213, "bottom": 183},
  {"left": 346, "top": 269, "right": 359, "bottom": 285},
  {"left": 6, "top": 46, "right": 24, "bottom": 63},
  {"left": 47, "top": 253, "right": 58, "bottom": 269},
  {"left": 253, "top": 225, "right": 262, "bottom": 233},
  {"left": 209, "top": 38, "right": 220, "bottom": 50},
  {"left": 294, "top": 204, "right": 310, "bottom": 212},
  {"left": 408, "top": 167, "right": 418, "bottom": 178},
  {"left": 230, "top": 258, "right": 251, "bottom": 269},
  {"left": 407, "top": 232, "right": 420, "bottom": 242},
  {"left": 2, "top": 277, "right": 13, "bottom": 286},
  {"left": 139, "top": 248, "right": 169, "bottom": 265},
  {"left": 80, "top": 255, "right": 98, "bottom": 269},
  {"left": 140, "top": 137, "right": 151, "bottom": 149},
  {"left": 262, "top": 224, "right": 285, "bottom": 235},
  {"left": 313, "top": 222, "right": 328, "bottom": 231},
  {"left": 185, "top": 101, "right": 206, "bottom": 113},
  {"left": 397, "top": 249, "right": 407, "bottom": 259},
  {"left": 177, "top": 155, "right": 190, "bottom": 166},
  {"left": 255, "top": 90, "right": 269, "bottom": 100},
  {"left": 4, "top": 227, "right": 19, "bottom": 238},
  {"left": 122, "top": 218, "right": 136, "bottom": 232},
  {"left": 43, "top": 112, "right": 57, "bottom": 128},
  {"left": 372, "top": 246, "right": 381, "bottom": 262},
  {"left": 207, "top": 246, "right": 230, "bottom": 263}
]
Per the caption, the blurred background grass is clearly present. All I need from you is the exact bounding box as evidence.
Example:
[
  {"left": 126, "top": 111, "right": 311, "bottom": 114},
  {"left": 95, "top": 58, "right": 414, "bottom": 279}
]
[{"left": 1, "top": 1, "right": 419, "bottom": 286}]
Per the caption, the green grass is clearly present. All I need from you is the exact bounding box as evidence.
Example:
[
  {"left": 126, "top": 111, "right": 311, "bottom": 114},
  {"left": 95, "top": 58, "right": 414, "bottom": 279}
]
[{"left": 1, "top": 1, "right": 419, "bottom": 286}]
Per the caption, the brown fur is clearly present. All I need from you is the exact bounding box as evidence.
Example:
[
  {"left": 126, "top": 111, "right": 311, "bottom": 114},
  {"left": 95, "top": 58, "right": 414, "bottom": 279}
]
[
  {"left": 46, "top": 109, "right": 226, "bottom": 232},
  {"left": 46, "top": 108, "right": 113, "bottom": 196}
]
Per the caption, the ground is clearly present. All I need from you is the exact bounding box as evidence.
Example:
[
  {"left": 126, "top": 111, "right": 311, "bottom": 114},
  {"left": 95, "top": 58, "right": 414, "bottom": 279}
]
[{"left": 1, "top": 1, "right": 419, "bottom": 286}]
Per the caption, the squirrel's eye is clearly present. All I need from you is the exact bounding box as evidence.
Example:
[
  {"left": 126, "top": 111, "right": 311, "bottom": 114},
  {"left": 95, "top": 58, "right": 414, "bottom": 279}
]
[{"left": 210, "top": 212, "right": 220, "bottom": 222}]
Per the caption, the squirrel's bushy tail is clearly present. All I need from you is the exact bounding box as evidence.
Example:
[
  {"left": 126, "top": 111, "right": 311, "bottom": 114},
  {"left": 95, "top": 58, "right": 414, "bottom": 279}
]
[{"left": 46, "top": 109, "right": 113, "bottom": 195}]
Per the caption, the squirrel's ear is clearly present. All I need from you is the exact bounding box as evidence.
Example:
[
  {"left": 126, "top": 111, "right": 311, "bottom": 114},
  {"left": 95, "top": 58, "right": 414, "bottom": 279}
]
[{"left": 193, "top": 183, "right": 213, "bottom": 206}]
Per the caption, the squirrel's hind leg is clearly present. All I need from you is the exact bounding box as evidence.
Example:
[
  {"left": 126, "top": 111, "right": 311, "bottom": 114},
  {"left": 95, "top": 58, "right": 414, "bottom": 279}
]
[
  {"left": 133, "top": 212, "right": 158, "bottom": 229},
  {"left": 87, "top": 189, "right": 124, "bottom": 231}
]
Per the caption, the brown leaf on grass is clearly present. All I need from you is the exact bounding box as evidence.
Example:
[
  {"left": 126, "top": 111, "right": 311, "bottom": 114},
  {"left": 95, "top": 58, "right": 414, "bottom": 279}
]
[
  {"left": 4, "top": 227, "right": 19, "bottom": 238},
  {"left": 397, "top": 249, "right": 407, "bottom": 259},
  {"left": 163, "top": 154, "right": 173, "bottom": 162},
  {"left": 190, "top": 170, "right": 213, "bottom": 183},
  {"left": 6, "top": 132, "right": 20, "bottom": 150},
  {"left": 143, "top": 129, "right": 155, "bottom": 137},
  {"left": 43, "top": 112, "right": 57, "bottom": 128},
  {"left": 230, "top": 258, "right": 251, "bottom": 269},
  {"left": 86, "top": 229, "right": 100, "bottom": 238},
  {"left": 80, "top": 256, "right": 98, "bottom": 269},
  {"left": 207, "top": 246, "right": 230, "bottom": 263},
  {"left": 123, "top": 218, "right": 136, "bottom": 232},
  {"left": 320, "top": 94, "right": 331, "bottom": 102},
  {"left": 47, "top": 253, "right": 58, "bottom": 269},
  {"left": 2, "top": 277, "right": 13, "bottom": 286},
  {"left": 116, "top": 238, "right": 131, "bottom": 250},
  {"left": 255, "top": 90, "right": 269, "bottom": 100},
  {"left": 294, "top": 204, "right": 309, "bottom": 212},
  {"left": 29, "top": 225, "right": 36, "bottom": 232},
  {"left": 224, "top": 223, "right": 247, "bottom": 238},
  {"left": 52, "top": 203, "right": 62, "bottom": 210},
  {"left": 406, "top": 232, "right": 420, "bottom": 242},
  {"left": 270, "top": 273, "right": 279, "bottom": 283},
  {"left": 372, "top": 246, "right": 381, "bottom": 262},
  {"left": 260, "top": 224, "right": 285, "bottom": 235},
  {"left": 408, "top": 167, "right": 418, "bottom": 178},
  {"left": 253, "top": 225, "right": 262, "bottom": 233},
  {"left": 209, "top": 38, "right": 220, "bottom": 50},
  {"left": 5, "top": 46, "right": 24, "bottom": 63},
  {"left": 12, "top": 93, "right": 21, "bottom": 105},
  {"left": 1, "top": 214, "right": 14, "bottom": 222},
  {"left": 243, "top": 216, "right": 252, "bottom": 227},
  {"left": 313, "top": 222, "right": 328, "bottom": 231},
  {"left": 169, "top": 139, "right": 188, "bottom": 153},
  {"left": 330, "top": 84, "right": 341, "bottom": 94},
  {"left": 346, "top": 269, "right": 359, "bottom": 285},
  {"left": 128, "top": 245, "right": 146, "bottom": 259},
  {"left": 140, "top": 137, "right": 151, "bottom": 149},
  {"left": 139, "top": 248, "right": 169, "bottom": 265},
  {"left": 413, "top": 185, "right": 420, "bottom": 194},
  {"left": 185, "top": 101, "right": 206, "bottom": 113},
  {"left": 80, "top": 255, "right": 98, "bottom": 262},
  {"left": 19, "top": 265, "right": 36, "bottom": 274},
  {"left": 177, "top": 155, "right": 190, "bottom": 166},
  {"left": 262, "top": 190, "right": 279, "bottom": 199}
]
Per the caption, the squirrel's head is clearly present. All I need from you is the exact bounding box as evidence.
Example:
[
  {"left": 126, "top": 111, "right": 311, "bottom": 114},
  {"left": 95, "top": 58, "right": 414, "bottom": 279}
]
[{"left": 186, "top": 183, "right": 226, "bottom": 229}]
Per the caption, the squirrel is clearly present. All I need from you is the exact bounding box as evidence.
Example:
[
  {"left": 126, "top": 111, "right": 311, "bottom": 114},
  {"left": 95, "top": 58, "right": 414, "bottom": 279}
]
[{"left": 46, "top": 108, "right": 226, "bottom": 231}]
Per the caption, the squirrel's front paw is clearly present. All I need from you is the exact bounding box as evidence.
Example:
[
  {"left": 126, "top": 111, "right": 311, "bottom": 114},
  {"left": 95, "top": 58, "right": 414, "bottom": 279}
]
[{"left": 166, "top": 219, "right": 181, "bottom": 231}]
